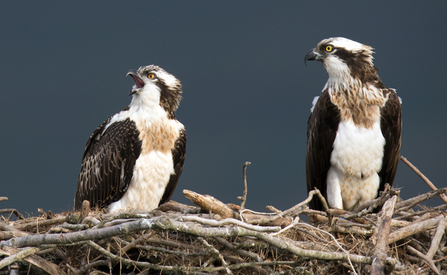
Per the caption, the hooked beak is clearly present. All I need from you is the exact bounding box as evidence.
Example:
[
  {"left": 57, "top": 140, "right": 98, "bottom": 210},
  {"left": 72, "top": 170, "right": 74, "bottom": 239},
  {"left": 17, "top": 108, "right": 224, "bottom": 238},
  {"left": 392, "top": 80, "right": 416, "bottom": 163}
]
[
  {"left": 127, "top": 71, "right": 145, "bottom": 95},
  {"left": 304, "top": 49, "right": 320, "bottom": 65}
]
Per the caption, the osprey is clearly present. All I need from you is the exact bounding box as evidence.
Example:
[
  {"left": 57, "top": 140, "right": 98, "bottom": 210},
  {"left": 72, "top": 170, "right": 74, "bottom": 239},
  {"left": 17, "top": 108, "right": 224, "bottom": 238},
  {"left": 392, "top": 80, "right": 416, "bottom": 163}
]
[
  {"left": 74, "top": 65, "right": 186, "bottom": 213},
  {"left": 304, "top": 37, "right": 401, "bottom": 211}
]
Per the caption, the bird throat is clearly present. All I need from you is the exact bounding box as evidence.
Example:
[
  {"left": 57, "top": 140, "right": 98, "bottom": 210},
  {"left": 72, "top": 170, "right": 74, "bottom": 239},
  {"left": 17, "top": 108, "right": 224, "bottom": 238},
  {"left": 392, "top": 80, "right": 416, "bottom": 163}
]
[{"left": 327, "top": 79, "right": 386, "bottom": 128}]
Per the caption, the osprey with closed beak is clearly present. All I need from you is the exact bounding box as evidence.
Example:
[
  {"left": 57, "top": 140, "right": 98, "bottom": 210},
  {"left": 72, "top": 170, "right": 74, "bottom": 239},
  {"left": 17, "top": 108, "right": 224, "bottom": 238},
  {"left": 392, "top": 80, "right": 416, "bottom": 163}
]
[
  {"left": 304, "top": 37, "right": 401, "bottom": 211},
  {"left": 75, "top": 65, "right": 186, "bottom": 213}
]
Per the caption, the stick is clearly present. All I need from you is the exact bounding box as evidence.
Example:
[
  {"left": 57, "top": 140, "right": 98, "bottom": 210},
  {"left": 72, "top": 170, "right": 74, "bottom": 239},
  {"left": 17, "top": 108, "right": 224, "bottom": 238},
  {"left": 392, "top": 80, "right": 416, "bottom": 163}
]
[
  {"left": 199, "top": 237, "right": 233, "bottom": 274},
  {"left": 182, "top": 216, "right": 280, "bottom": 232},
  {"left": 15, "top": 216, "right": 67, "bottom": 231},
  {"left": 2, "top": 246, "right": 67, "bottom": 275},
  {"left": 426, "top": 216, "right": 447, "bottom": 259},
  {"left": 393, "top": 188, "right": 447, "bottom": 215},
  {"left": 388, "top": 215, "right": 443, "bottom": 244},
  {"left": 86, "top": 240, "right": 206, "bottom": 274},
  {"left": 371, "top": 195, "right": 397, "bottom": 275},
  {"left": 400, "top": 156, "right": 447, "bottom": 204},
  {"left": 183, "top": 189, "right": 238, "bottom": 219},
  {"left": 241, "top": 189, "right": 322, "bottom": 225},
  {"left": 0, "top": 247, "right": 41, "bottom": 269},
  {"left": 0, "top": 209, "right": 24, "bottom": 220},
  {"left": 238, "top": 161, "right": 251, "bottom": 210},
  {"left": 407, "top": 245, "right": 440, "bottom": 275}
]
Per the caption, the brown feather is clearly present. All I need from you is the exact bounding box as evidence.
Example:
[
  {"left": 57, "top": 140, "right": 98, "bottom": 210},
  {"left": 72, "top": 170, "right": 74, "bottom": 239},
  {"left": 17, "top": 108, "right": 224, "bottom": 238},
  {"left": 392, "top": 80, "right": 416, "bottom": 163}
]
[
  {"left": 159, "top": 128, "right": 187, "bottom": 206},
  {"left": 306, "top": 90, "right": 340, "bottom": 210},
  {"left": 74, "top": 117, "right": 142, "bottom": 210}
]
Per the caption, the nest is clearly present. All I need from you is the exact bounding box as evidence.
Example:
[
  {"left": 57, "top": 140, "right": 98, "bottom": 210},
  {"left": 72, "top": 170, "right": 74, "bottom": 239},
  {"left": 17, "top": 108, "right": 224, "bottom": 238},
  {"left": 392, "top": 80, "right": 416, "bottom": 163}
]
[{"left": 0, "top": 157, "right": 446, "bottom": 275}]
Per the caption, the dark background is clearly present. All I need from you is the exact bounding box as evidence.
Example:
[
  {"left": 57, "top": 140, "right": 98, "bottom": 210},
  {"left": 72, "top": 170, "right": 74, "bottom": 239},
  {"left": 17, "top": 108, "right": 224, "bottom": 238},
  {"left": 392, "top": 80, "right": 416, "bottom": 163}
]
[{"left": 1, "top": 2, "right": 446, "bottom": 217}]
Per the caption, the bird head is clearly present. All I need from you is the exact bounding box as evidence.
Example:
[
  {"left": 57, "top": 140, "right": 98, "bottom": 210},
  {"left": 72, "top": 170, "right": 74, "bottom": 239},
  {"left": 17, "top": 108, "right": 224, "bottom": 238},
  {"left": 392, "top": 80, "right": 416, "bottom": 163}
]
[
  {"left": 304, "top": 37, "right": 375, "bottom": 81},
  {"left": 127, "top": 65, "right": 183, "bottom": 117}
]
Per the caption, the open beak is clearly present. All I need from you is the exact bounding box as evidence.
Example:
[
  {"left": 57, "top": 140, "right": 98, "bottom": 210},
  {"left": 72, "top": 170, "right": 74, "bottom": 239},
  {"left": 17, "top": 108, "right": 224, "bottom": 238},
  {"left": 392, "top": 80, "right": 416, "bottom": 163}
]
[{"left": 127, "top": 71, "right": 145, "bottom": 95}]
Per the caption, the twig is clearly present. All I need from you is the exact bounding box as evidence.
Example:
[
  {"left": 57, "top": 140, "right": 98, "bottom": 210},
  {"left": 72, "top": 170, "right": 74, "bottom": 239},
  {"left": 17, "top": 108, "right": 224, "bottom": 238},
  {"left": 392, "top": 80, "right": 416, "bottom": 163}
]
[
  {"left": 270, "top": 217, "right": 300, "bottom": 236},
  {"left": 0, "top": 197, "right": 8, "bottom": 202},
  {"left": 314, "top": 188, "right": 330, "bottom": 213},
  {"left": 202, "top": 260, "right": 303, "bottom": 273},
  {"left": 15, "top": 216, "right": 67, "bottom": 231},
  {"left": 393, "top": 188, "right": 447, "bottom": 215},
  {"left": 136, "top": 244, "right": 208, "bottom": 257},
  {"left": 158, "top": 216, "right": 372, "bottom": 264},
  {"left": 238, "top": 161, "right": 251, "bottom": 210},
  {"left": 214, "top": 237, "right": 263, "bottom": 263},
  {"left": 389, "top": 215, "right": 444, "bottom": 244},
  {"left": 241, "top": 189, "right": 322, "bottom": 225},
  {"left": 86, "top": 240, "right": 205, "bottom": 273},
  {"left": 2, "top": 218, "right": 158, "bottom": 248},
  {"left": 2, "top": 246, "right": 67, "bottom": 275},
  {"left": 371, "top": 195, "right": 397, "bottom": 275},
  {"left": 394, "top": 204, "right": 447, "bottom": 221},
  {"left": 0, "top": 209, "right": 25, "bottom": 220},
  {"left": 400, "top": 156, "right": 447, "bottom": 204},
  {"left": 0, "top": 247, "right": 41, "bottom": 269},
  {"left": 298, "top": 222, "right": 358, "bottom": 274},
  {"left": 426, "top": 216, "right": 447, "bottom": 259},
  {"left": 78, "top": 259, "right": 111, "bottom": 274},
  {"left": 199, "top": 237, "right": 233, "bottom": 274},
  {"left": 0, "top": 221, "right": 29, "bottom": 237},
  {"left": 407, "top": 245, "right": 440, "bottom": 275},
  {"left": 182, "top": 216, "right": 281, "bottom": 232}
]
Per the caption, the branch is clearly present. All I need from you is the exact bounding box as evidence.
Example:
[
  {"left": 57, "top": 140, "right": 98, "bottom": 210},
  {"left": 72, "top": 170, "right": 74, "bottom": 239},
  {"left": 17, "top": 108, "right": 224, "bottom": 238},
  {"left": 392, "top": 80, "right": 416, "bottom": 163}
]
[
  {"left": 388, "top": 215, "right": 444, "bottom": 244},
  {"left": 0, "top": 209, "right": 25, "bottom": 220},
  {"left": 238, "top": 161, "right": 251, "bottom": 210},
  {"left": 407, "top": 245, "right": 440, "bottom": 275},
  {"left": 182, "top": 216, "right": 281, "bottom": 232},
  {"left": 426, "top": 216, "right": 447, "bottom": 260},
  {"left": 199, "top": 237, "right": 233, "bottom": 274},
  {"left": 183, "top": 189, "right": 238, "bottom": 219},
  {"left": 400, "top": 156, "right": 447, "bottom": 204},
  {"left": 371, "top": 195, "right": 397, "bottom": 275},
  {"left": 0, "top": 247, "right": 41, "bottom": 269},
  {"left": 2, "top": 218, "right": 159, "bottom": 248},
  {"left": 86, "top": 240, "right": 206, "bottom": 274},
  {"left": 393, "top": 187, "right": 447, "bottom": 215},
  {"left": 2, "top": 246, "right": 67, "bottom": 275}
]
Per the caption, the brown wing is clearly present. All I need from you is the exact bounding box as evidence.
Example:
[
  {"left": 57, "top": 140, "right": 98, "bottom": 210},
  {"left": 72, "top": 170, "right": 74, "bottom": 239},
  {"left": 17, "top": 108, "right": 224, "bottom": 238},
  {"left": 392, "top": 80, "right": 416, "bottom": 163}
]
[
  {"left": 159, "top": 126, "right": 186, "bottom": 206},
  {"left": 378, "top": 90, "right": 402, "bottom": 192},
  {"left": 306, "top": 90, "right": 340, "bottom": 210},
  {"left": 74, "top": 117, "right": 142, "bottom": 210}
]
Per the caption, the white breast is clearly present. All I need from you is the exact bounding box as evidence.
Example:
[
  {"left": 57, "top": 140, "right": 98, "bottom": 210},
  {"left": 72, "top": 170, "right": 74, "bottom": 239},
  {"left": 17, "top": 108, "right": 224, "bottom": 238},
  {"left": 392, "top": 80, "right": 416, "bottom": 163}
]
[
  {"left": 107, "top": 103, "right": 183, "bottom": 212},
  {"left": 326, "top": 120, "right": 385, "bottom": 210},
  {"left": 108, "top": 149, "right": 174, "bottom": 212}
]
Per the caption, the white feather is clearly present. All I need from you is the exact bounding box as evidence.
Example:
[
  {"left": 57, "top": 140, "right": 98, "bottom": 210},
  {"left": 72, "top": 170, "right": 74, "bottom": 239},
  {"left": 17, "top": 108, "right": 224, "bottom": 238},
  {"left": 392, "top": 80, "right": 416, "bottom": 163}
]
[{"left": 327, "top": 120, "right": 385, "bottom": 210}]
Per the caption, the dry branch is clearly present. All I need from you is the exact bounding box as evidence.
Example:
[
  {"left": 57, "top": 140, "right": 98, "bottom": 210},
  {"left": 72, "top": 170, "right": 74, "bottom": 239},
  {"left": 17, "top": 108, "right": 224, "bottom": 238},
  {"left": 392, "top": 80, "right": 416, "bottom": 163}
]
[
  {"left": 371, "top": 195, "right": 396, "bottom": 275},
  {"left": 389, "top": 215, "right": 444, "bottom": 244},
  {"left": 401, "top": 156, "right": 447, "bottom": 204},
  {"left": 2, "top": 246, "right": 67, "bottom": 275},
  {"left": 183, "top": 189, "right": 238, "bottom": 219},
  {"left": 238, "top": 161, "right": 250, "bottom": 210},
  {"left": 426, "top": 216, "right": 447, "bottom": 260},
  {"left": 407, "top": 245, "right": 440, "bottom": 275}
]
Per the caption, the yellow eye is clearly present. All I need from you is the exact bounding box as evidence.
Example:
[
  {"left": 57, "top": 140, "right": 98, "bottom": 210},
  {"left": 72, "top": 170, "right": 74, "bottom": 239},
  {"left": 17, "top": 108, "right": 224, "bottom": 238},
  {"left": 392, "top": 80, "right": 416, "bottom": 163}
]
[
  {"left": 325, "top": 45, "right": 333, "bottom": 52},
  {"left": 148, "top": 73, "right": 156, "bottom": 79}
]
